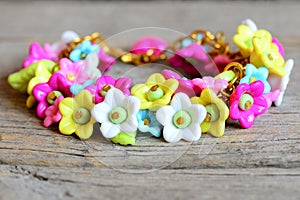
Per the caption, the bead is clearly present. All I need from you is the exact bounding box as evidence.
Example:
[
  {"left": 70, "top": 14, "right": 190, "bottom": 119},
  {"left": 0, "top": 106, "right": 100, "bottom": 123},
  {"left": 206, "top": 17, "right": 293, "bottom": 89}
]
[
  {"left": 109, "top": 107, "right": 128, "bottom": 124},
  {"left": 173, "top": 110, "right": 192, "bottom": 129},
  {"left": 73, "top": 107, "right": 91, "bottom": 125},
  {"left": 147, "top": 85, "right": 164, "bottom": 102}
]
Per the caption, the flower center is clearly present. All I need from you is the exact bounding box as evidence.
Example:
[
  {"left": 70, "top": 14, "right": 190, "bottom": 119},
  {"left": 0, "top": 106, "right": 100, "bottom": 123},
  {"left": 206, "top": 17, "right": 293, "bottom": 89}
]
[
  {"left": 81, "top": 53, "right": 87, "bottom": 59},
  {"left": 109, "top": 107, "right": 128, "bottom": 124},
  {"left": 73, "top": 107, "right": 91, "bottom": 125},
  {"left": 47, "top": 90, "right": 63, "bottom": 105},
  {"left": 143, "top": 118, "right": 150, "bottom": 125},
  {"left": 268, "top": 53, "right": 274, "bottom": 60},
  {"left": 100, "top": 85, "right": 112, "bottom": 97},
  {"left": 67, "top": 73, "right": 75, "bottom": 81},
  {"left": 173, "top": 110, "right": 191, "bottom": 129},
  {"left": 250, "top": 77, "right": 256, "bottom": 83},
  {"left": 205, "top": 103, "right": 220, "bottom": 122},
  {"left": 147, "top": 85, "right": 164, "bottom": 101},
  {"left": 239, "top": 93, "right": 254, "bottom": 110}
]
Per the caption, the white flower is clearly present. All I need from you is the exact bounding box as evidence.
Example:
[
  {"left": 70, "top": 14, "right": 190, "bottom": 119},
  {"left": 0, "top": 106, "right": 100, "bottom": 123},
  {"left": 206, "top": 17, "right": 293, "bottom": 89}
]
[
  {"left": 156, "top": 93, "right": 206, "bottom": 143},
  {"left": 51, "top": 30, "right": 80, "bottom": 53},
  {"left": 268, "top": 59, "right": 294, "bottom": 106},
  {"left": 83, "top": 52, "right": 101, "bottom": 82},
  {"left": 242, "top": 18, "right": 258, "bottom": 32},
  {"left": 92, "top": 88, "right": 140, "bottom": 138}
]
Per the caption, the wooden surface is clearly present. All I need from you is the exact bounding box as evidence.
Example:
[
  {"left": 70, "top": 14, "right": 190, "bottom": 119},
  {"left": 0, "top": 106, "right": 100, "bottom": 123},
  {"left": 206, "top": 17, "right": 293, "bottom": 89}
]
[{"left": 1, "top": 1, "right": 300, "bottom": 200}]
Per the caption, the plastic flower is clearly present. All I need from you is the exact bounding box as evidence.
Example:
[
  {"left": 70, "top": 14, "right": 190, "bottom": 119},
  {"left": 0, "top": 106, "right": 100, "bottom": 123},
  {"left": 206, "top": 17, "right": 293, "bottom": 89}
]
[
  {"left": 169, "top": 43, "right": 219, "bottom": 77},
  {"left": 8, "top": 60, "right": 56, "bottom": 94},
  {"left": 91, "top": 75, "right": 132, "bottom": 104},
  {"left": 26, "top": 61, "right": 54, "bottom": 108},
  {"left": 229, "top": 80, "right": 268, "bottom": 128},
  {"left": 33, "top": 73, "right": 72, "bottom": 118},
  {"left": 137, "top": 110, "right": 162, "bottom": 137},
  {"left": 92, "top": 88, "right": 140, "bottom": 145},
  {"left": 162, "top": 69, "right": 195, "bottom": 97},
  {"left": 242, "top": 18, "right": 258, "bottom": 32},
  {"left": 69, "top": 40, "right": 100, "bottom": 62},
  {"left": 250, "top": 36, "right": 285, "bottom": 77},
  {"left": 131, "top": 73, "right": 179, "bottom": 111},
  {"left": 51, "top": 30, "right": 80, "bottom": 55},
  {"left": 272, "top": 38, "right": 285, "bottom": 57},
  {"left": 240, "top": 64, "right": 271, "bottom": 94},
  {"left": 130, "top": 36, "right": 168, "bottom": 56},
  {"left": 233, "top": 24, "right": 272, "bottom": 57},
  {"left": 191, "top": 88, "right": 229, "bottom": 137},
  {"left": 44, "top": 96, "right": 64, "bottom": 127},
  {"left": 268, "top": 59, "right": 294, "bottom": 106},
  {"left": 156, "top": 93, "right": 206, "bottom": 143},
  {"left": 57, "top": 58, "right": 89, "bottom": 85},
  {"left": 59, "top": 90, "right": 96, "bottom": 139},
  {"left": 192, "top": 76, "right": 228, "bottom": 95},
  {"left": 22, "top": 42, "right": 59, "bottom": 68},
  {"left": 95, "top": 48, "right": 115, "bottom": 72},
  {"left": 70, "top": 80, "right": 95, "bottom": 96}
]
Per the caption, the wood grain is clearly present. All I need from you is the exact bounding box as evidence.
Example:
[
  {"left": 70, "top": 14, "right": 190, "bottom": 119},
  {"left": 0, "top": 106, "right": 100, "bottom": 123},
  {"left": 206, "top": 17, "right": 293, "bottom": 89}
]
[{"left": 0, "top": 1, "right": 299, "bottom": 199}]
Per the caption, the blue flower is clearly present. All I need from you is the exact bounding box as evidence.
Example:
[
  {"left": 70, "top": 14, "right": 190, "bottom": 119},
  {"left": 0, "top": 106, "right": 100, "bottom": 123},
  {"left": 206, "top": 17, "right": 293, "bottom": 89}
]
[
  {"left": 70, "top": 80, "right": 95, "bottom": 96},
  {"left": 70, "top": 40, "right": 100, "bottom": 62},
  {"left": 240, "top": 64, "right": 271, "bottom": 94},
  {"left": 137, "top": 110, "right": 162, "bottom": 137}
]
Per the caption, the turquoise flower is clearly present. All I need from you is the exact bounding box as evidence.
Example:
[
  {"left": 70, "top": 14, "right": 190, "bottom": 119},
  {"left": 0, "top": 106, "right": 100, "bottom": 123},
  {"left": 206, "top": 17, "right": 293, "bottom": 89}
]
[
  {"left": 240, "top": 64, "right": 271, "bottom": 94},
  {"left": 70, "top": 40, "right": 100, "bottom": 62},
  {"left": 70, "top": 80, "right": 95, "bottom": 96},
  {"left": 137, "top": 110, "right": 162, "bottom": 137}
]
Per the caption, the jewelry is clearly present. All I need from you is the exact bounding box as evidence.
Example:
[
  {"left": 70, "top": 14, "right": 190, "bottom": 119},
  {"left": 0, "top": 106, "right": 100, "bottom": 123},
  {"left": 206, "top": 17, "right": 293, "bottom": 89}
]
[{"left": 8, "top": 19, "right": 294, "bottom": 145}]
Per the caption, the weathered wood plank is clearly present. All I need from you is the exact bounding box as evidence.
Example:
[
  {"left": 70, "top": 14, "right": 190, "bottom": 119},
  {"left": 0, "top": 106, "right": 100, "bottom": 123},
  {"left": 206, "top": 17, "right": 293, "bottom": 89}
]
[{"left": 0, "top": 1, "right": 300, "bottom": 199}]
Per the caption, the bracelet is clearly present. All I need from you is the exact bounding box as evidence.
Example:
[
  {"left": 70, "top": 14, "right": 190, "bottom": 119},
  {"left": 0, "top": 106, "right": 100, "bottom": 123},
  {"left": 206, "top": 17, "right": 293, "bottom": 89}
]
[{"left": 8, "top": 19, "right": 294, "bottom": 145}]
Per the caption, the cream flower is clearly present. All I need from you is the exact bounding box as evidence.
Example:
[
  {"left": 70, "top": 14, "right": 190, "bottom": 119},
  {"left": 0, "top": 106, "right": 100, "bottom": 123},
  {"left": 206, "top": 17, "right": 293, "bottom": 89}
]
[
  {"left": 268, "top": 59, "right": 294, "bottom": 106},
  {"left": 92, "top": 88, "right": 140, "bottom": 138},
  {"left": 156, "top": 93, "right": 206, "bottom": 143}
]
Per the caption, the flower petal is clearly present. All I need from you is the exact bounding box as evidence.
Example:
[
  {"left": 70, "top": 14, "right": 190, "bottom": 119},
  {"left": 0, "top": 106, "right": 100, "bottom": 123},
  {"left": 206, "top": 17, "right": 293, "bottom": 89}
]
[
  {"left": 75, "top": 119, "right": 95, "bottom": 140},
  {"left": 182, "top": 124, "right": 201, "bottom": 142},
  {"left": 170, "top": 93, "right": 191, "bottom": 111},
  {"left": 120, "top": 116, "right": 138, "bottom": 133},
  {"left": 163, "top": 124, "right": 181, "bottom": 143},
  {"left": 100, "top": 122, "right": 120, "bottom": 138},
  {"left": 92, "top": 102, "right": 111, "bottom": 123},
  {"left": 59, "top": 98, "right": 75, "bottom": 116},
  {"left": 59, "top": 116, "right": 76, "bottom": 135},
  {"left": 156, "top": 106, "right": 176, "bottom": 126}
]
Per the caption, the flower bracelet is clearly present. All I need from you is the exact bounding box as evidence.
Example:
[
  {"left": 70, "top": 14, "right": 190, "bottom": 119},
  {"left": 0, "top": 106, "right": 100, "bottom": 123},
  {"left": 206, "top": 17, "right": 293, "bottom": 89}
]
[{"left": 8, "top": 19, "right": 294, "bottom": 145}]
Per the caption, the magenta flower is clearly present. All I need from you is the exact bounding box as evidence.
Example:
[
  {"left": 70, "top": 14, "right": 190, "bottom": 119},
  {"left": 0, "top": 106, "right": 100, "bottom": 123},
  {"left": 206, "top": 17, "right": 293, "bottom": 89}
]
[
  {"left": 43, "top": 96, "right": 64, "bottom": 127},
  {"left": 162, "top": 69, "right": 195, "bottom": 97},
  {"left": 192, "top": 76, "right": 228, "bottom": 95},
  {"left": 33, "top": 73, "right": 72, "bottom": 119},
  {"left": 23, "top": 42, "right": 59, "bottom": 68},
  {"left": 97, "top": 47, "right": 116, "bottom": 72},
  {"left": 57, "top": 58, "right": 89, "bottom": 85},
  {"left": 91, "top": 75, "right": 132, "bottom": 103},
  {"left": 229, "top": 80, "right": 268, "bottom": 128},
  {"left": 168, "top": 43, "right": 219, "bottom": 77},
  {"left": 130, "top": 36, "right": 168, "bottom": 56},
  {"left": 272, "top": 38, "right": 285, "bottom": 57}
]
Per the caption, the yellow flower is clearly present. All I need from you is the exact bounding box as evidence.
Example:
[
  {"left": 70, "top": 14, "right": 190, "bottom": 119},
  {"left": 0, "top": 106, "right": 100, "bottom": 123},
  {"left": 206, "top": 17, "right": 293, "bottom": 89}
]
[
  {"left": 250, "top": 37, "right": 286, "bottom": 77},
  {"left": 131, "top": 73, "right": 179, "bottom": 111},
  {"left": 191, "top": 88, "right": 229, "bottom": 137},
  {"left": 233, "top": 25, "right": 272, "bottom": 57},
  {"left": 59, "top": 90, "right": 95, "bottom": 139},
  {"left": 26, "top": 62, "right": 53, "bottom": 108},
  {"left": 8, "top": 60, "right": 56, "bottom": 93}
]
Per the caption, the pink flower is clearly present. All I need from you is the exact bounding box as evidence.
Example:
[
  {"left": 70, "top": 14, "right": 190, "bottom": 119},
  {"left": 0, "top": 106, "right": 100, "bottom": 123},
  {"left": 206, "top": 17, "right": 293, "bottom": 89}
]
[
  {"left": 192, "top": 76, "right": 228, "bottom": 95},
  {"left": 33, "top": 73, "right": 72, "bottom": 119},
  {"left": 57, "top": 58, "right": 89, "bottom": 85},
  {"left": 23, "top": 42, "right": 59, "bottom": 68},
  {"left": 130, "top": 36, "right": 168, "bottom": 56},
  {"left": 43, "top": 96, "right": 64, "bottom": 127},
  {"left": 272, "top": 38, "right": 285, "bottom": 57},
  {"left": 97, "top": 47, "right": 116, "bottom": 72},
  {"left": 90, "top": 75, "right": 132, "bottom": 103},
  {"left": 229, "top": 81, "right": 268, "bottom": 128},
  {"left": 168, "top": 43, "right": 219, "bottom": 77},
  {"left": 162, "top": 69, "right": 195, "bottom": 97}
]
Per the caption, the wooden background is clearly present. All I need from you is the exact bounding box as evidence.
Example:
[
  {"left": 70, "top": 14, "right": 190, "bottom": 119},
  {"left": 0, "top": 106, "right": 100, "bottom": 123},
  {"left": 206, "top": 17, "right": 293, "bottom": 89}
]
[{"left": 0, "top": 1, "right": 299, "bottom": 199}]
